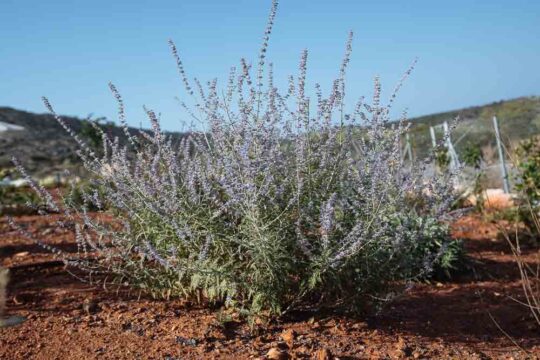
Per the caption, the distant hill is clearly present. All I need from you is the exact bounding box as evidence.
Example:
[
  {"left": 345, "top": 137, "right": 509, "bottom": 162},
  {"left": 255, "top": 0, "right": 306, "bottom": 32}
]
[
  {"left": 0, "top": 107, "right": 185, "bottom": 177},
  {"left": 409, "top": 96, "right": 540, "bottom": 127},
  {"left": 406, "top": 96, "right": 540, "bottom": 160},
  {"left": 0, "top": 107, "right": 89, "bottom": 176},
  {"left": 1, "top": 96, "right": 539, "bottom": 177}
]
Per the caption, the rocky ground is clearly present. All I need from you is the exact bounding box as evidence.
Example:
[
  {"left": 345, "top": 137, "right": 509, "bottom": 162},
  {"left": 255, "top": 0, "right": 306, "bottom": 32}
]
[{"left": 1, "top": 213, "right": 539, "bottom": 359}]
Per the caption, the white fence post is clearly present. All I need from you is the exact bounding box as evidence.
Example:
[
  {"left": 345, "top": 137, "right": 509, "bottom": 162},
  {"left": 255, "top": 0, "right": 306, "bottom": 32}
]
[
  {"left": 443, "top": 121, "right": 460, "bottom": 171},
  {"left": 405, "top": 133, "right": 413, "bottom": 163},
  {"left": 429, "top": 126, "right": 437, "bottom": 148},
  {"left": 492, "top": 116, "right": 510, "bottom": 193}
]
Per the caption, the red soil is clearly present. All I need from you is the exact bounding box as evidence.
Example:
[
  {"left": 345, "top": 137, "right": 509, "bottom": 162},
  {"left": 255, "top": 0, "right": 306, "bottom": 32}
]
[{"left": 1, "top": 213, "right": 539, "bottom": 359}]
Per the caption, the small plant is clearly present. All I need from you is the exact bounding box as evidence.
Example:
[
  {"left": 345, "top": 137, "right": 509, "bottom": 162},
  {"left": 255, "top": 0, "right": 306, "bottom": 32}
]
[
  {"left": 13, "top": 0, "right": 460, "bottom": 317},
  {"left": 516, "top": 136, "right": 540, "bottom": 203},
  {"left": 214, "top": 310, "right": 235, "bottom": 329},
  {"left": 79, "top": 116, "right": 116, "bottom": 156},
  {"left": 434, "top": 147, "right": 451, "bottom": 173},
  {"left": 515, "top": 136, "right": 540, "bottom": 237},
  {"left": 462, "top": 144, "right": 483, "bottom": 170},
  {"left": 0, "top": 185, "right": 41, "bottom": 215}
]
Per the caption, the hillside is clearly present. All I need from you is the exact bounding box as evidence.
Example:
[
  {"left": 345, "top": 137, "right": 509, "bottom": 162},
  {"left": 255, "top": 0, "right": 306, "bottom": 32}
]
[
  {"left": 0, "top": 107, "right": 185, "bottom": 177},
  {"left": 406, "top": 96, "right": 540, "bottom": 159},
  {"left": 1, "top": 96, "right": 539, "bottom": 177},
  {"left": 409, "top": 96, "right": 540, "bottom": 127},
  {"left": 0, "top": 107, "right": 88, "bottom": 177}
]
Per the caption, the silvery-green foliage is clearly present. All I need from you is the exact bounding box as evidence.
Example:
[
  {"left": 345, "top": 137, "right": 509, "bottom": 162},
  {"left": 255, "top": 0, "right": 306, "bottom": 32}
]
[{"left": 14, "top": 0, "right": 459, "bottom": 315}]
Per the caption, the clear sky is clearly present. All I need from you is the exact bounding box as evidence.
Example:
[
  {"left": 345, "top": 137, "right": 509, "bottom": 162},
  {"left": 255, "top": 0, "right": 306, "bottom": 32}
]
[{"left": 1, "top": 0, "right": 539, "bottom": 130}]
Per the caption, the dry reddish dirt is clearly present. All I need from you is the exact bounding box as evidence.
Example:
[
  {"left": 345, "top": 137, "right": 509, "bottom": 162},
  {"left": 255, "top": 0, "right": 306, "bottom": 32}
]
[{"left": 1, "top": 213, "right": 540, "bottom": 359}]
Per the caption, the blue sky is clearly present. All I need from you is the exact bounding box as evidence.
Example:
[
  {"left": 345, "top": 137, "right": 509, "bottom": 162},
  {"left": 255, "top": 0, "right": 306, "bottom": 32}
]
[{"left": 1, "top": 0, "right": 539, "bottom": 130}]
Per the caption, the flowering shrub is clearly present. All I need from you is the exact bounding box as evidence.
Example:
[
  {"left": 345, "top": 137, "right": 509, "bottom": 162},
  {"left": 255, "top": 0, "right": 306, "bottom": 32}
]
[{"left": 13, "top": 0, "right": 459, "bottom": 316}]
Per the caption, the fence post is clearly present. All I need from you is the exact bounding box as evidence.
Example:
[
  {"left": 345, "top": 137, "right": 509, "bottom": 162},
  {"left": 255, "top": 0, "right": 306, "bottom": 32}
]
[
  {"left": 443, "top": 121, "right": 460, "bottom": 171},
  {"left": 492, "top": 116, "right": 510, "bottom": 193},
  {"left": 429, "top": 126, "right": 437, "bottom": 148},
  {"left": 405, "top": 133, "right": 413, "bottom": 163}
]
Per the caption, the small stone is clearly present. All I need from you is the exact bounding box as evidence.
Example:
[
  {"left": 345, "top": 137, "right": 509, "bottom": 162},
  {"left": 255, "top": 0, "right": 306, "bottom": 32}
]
[
  {"left": 295, "top": 345, "right": 310, "bottom": 355},
  {"left": 280, "top": 329, "right": 296, "bottom": 348},
  {"left": 394, "top": 337, "right": 413, "bottom": 357},
  {"left": 14, "top": 251, "right": 29, "bottom": 257},
  {"left": 315, "top": 348, "right": 332, "bottom": 360},
  {"left": 12, "top": 295, "right": 23, "bottom": 305},
  {"left": 175, "top": 336, "right": 197, "bottom": 346},
  {"left": 0, "top": 315, "right": 27, "bottom": 328},
  {"left": 351, "top": 321, "right": 368, "bottom": 330},
  {"left": 254, "top": 316, "right": 266, "bottom": 325},
  {"left": 266, "top": 347, "right": 288, "bottom": 360},
  {"left": 82, "top": 299, "right": 100, "bottom": 315},
  {"left": 395, "top": 337, "right": 406, "bottom": 350}
]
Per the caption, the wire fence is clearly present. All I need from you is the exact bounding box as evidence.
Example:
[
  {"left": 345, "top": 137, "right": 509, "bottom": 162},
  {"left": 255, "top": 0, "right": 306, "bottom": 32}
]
[{"left": 404, "top": 116, "right": 520, "bottom": 193}]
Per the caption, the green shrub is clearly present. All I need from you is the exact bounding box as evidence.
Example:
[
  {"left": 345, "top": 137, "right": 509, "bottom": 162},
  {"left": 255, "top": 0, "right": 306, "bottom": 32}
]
[
  {"left": 434, "top": 147, "right": 451, "bottom": 173},
  {"left": 462, "top": 144, "right": 483, "bottom": 169},
  {"left": 0, "top": 186, "right": 41, "bottom": 215},
  {"left": 79, "top": 116, "right": 116, "bottom": 155},
  {"left": 516, "top": 136, "right": 540, "bottom": 203},
  {"left": 515, "top": 136, "right": 540, "bottom": 237}
]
